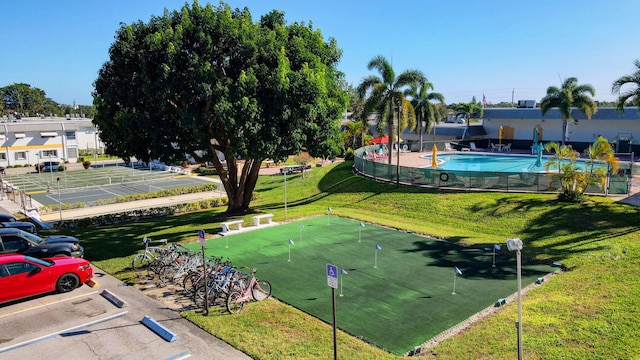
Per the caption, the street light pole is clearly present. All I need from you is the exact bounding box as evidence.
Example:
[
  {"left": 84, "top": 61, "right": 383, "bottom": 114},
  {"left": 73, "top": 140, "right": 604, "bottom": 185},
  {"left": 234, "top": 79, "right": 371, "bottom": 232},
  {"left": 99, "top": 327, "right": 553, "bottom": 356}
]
[
  {"left": 56, "top": 177, "right": 62, "bottom": 222},
  {"left": 507, "top": 237, "right": 524, "bottom": 360}
]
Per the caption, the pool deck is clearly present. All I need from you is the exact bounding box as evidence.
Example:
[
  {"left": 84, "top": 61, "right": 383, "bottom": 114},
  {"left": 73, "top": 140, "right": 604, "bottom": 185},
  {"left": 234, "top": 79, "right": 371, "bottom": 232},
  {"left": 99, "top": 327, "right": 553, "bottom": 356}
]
[{"left": 374, "top": 149, "right": 640, "bottom": 206}]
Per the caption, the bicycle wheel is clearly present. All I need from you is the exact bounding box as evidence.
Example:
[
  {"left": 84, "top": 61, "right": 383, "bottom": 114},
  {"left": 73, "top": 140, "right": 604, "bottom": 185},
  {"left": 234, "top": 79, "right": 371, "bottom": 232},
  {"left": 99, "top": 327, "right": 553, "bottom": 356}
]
[
  {"left": 160, "top": 265, "right": 177, "bottom": 284},
  {"left": 252, "top": 279, "right": 272, "bottom": 301},
  {"left": 193, "top": 285, "right": 218, "bottom": 309},
  {"left": 226, "top": 291, "right": 245, "bottom": 314},
  {"left": 182, "top": 273, "right": 202, "bottom": 295},
  {"left": 132, "top": 254, "right": 151, "bottom": 272}
]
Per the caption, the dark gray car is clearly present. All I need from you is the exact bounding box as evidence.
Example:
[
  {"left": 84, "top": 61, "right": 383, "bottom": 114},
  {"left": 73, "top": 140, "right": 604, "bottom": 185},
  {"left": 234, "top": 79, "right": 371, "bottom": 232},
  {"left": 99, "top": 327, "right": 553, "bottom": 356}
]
[{"left": 0, "top": 228, "right": 83, "bottom": 258}]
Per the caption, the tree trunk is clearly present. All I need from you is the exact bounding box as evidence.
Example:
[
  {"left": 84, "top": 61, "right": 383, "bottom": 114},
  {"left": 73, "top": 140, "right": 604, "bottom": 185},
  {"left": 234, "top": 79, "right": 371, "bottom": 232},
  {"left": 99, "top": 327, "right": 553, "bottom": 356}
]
[{"left": 210, "top": 155, "right": 262, "bottom": 215}]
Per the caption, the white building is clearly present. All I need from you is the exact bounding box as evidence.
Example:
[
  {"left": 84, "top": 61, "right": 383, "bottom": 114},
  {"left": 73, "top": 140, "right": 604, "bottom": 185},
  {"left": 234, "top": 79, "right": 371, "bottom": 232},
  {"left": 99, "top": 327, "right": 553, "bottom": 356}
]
[{"left": 0, "top": 117, "right": 101, "bottom": 167}]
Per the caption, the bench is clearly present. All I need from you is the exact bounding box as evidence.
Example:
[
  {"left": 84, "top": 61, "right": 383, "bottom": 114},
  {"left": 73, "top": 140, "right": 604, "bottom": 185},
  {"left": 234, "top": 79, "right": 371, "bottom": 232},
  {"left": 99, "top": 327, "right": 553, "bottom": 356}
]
[
  {"left": 220, "top": 220, "right": 244, "bottom": 233},
  {"left": 252, "top": 214, "right": 274, "bottom": 226}
]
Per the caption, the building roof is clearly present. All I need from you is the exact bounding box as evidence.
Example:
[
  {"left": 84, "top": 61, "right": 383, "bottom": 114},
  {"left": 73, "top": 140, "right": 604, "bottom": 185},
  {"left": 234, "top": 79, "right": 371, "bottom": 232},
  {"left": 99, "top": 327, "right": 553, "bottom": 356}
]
[
  {"left": 0, "top": 117, "right": 94, "bottom": 132},
  {"left": 483, "top": 107, "right": 640, "bottom": 121}
]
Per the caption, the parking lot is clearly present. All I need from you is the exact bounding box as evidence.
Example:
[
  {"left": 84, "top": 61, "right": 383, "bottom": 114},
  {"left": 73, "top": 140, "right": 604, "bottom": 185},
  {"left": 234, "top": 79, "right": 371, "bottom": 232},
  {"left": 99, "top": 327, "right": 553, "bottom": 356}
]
[{"left": 0, "top": 265, "right": 251, "bottom": 360}]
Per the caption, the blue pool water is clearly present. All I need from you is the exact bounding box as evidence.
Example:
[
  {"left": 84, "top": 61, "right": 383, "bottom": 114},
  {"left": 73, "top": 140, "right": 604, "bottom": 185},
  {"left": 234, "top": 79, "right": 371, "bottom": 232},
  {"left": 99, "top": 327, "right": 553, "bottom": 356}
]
[{"left": 420, "top": 153, "right": 601, "bottom": 173}]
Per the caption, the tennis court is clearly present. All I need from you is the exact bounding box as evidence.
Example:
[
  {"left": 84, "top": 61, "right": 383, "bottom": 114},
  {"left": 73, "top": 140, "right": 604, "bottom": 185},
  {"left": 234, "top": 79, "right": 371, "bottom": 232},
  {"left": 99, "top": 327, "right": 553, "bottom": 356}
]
[
  {"left": 188, "top": 216, "right": 551, "bottom": 355},
  {"left": 2, "top": 163, "right": 220, "bottom": 206}
]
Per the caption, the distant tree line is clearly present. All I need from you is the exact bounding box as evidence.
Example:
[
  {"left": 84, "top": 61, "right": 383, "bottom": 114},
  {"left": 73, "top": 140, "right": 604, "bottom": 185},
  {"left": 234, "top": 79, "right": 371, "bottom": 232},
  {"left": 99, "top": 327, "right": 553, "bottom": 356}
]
[{"left": 0, "top": 83, "right": 95, "bottom": 118}]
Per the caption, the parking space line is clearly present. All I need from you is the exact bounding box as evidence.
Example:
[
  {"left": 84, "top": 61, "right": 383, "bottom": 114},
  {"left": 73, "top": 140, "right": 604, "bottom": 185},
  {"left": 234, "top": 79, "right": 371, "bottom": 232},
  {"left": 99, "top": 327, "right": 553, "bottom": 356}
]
[
  {"left": 0, "top": 310, "right": 128, "bottom": 354},
  {"left": 0, "top": 291, "right": 99, "bottom": 319}
]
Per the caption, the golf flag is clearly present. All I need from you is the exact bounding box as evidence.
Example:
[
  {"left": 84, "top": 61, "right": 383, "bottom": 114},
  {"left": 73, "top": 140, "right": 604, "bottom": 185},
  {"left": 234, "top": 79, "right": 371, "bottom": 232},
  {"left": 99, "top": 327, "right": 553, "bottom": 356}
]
[
  {"left": 360, "top": 222, "right": 365, "bottom": 228},
  {"left": 375, "top": 244, "right": 382, "bottom": 250},
  {"left": 494, "top": 244, "right": 501, "bottom": 251},
  {"left": 328, "top": 207, "right": 332, "bottom": 212},
  {"left": 300, "top": 224, "right": 304, "bottom": 229},
  {"left": 289, "top": 239, "right": 295, "bottom": 245},
  {"left": 452, "top": 266, "right": 462, "bottom": 294},
  {"left": 455, "top": 266, "right": 463, "bottom": 275},
  {"left": 341, "top": 268, "right": 348, "bottom": 275}
]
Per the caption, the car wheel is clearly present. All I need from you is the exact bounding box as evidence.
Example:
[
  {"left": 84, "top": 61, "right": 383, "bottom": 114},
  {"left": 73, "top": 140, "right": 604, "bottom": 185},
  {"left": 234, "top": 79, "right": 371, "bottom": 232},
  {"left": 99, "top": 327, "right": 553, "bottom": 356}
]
[{"left": 56, "top": 273, "right": 80, "bottom": 293}]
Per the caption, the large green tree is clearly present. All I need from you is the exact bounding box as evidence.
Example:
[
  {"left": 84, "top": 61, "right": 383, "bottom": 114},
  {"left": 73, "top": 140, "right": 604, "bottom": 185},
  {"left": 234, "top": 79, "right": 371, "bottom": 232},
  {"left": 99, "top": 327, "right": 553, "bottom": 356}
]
[
  {"left": 357, "top": 55, "right": 425, "bottom": 165},
  {"left": 612, "top": 59, "right": 640, "bottom": 111},
  {"left": 93, "top": 2, "right": 347, "bottom": 214},
  {"left": 0, "top": 83, "right": 59, "bottom": 116},
  {"left": 540, "top": 77, "right": 597, "bottom": 146},
  {"left": 405, "top": 81, "right": 444, "bottom": 152}
]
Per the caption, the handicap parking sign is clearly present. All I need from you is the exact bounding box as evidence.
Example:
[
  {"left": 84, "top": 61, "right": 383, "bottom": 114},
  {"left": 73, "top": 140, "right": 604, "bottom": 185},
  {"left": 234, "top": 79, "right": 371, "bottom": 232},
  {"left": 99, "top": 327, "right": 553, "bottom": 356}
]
[{"left": 327, "top": 263, "right": 338, "bottom": 289}]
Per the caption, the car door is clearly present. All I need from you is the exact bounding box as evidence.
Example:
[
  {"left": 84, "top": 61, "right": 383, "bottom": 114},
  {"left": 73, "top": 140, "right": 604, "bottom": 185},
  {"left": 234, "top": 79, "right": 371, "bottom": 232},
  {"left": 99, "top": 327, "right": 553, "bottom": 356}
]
[
  {"left": 1, "top": 235, "right": 34, "bottom": 256},
  {"left": 0, "top": 260, "right": 51, "bottom": 302}
]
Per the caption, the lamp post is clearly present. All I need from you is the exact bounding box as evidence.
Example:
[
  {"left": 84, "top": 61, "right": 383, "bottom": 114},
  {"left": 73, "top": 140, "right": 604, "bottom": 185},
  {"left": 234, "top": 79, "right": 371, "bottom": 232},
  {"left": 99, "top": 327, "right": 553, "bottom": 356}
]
[
  {"left": 49, "top": 154, "right": 54, "bottom": 184},
  {"left": 506, "top": 237, "right": 524, "bottom": 360},
  {"left": 36, "top": 153, "right": 41, "bottom": 180},
  {"left": 60, "top": 157, "right": 67, "bottom": 187},
  {"left": 56, "top": 177, "right": 62, "bottom": 222}
]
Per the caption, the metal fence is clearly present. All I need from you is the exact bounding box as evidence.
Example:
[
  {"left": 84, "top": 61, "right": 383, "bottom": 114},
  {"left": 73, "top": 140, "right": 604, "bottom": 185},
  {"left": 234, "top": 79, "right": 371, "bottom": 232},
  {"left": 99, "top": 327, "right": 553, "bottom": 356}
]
[{"left": 353, "top": 146, "right": 630, "bottom": 195}]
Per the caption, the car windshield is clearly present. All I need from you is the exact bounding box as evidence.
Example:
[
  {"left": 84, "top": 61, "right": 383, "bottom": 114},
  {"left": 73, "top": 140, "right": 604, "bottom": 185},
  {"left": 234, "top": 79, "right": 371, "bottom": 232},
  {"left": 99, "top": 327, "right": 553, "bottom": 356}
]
[
  {"left": 21, "top": 230, "right": 44, "bottom": 244},
  {"left": 24, "top": 255, "right": 53, "bottom": 267}
]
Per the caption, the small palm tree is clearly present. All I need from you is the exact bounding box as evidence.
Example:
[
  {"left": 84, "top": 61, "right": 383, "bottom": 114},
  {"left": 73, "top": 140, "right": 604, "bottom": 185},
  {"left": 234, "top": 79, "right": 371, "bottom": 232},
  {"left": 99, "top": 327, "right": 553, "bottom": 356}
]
[
  {"left": 611, "top": 59, "right": 640, "bottom": 111},
  {"left": 544, "top": 137, "right": 618, "bottom": 202},
  {"left": 358, "top": 55, "right": 425, "bottom": 164},
  {"left": 540, "top": 77, "right": 597, "bottom": 146},
  {"left": 405, "top": 81, "right": 445, "bottom": 152},
  {"left": 454, "top": 101, "right": 482, "bottom": 126}
]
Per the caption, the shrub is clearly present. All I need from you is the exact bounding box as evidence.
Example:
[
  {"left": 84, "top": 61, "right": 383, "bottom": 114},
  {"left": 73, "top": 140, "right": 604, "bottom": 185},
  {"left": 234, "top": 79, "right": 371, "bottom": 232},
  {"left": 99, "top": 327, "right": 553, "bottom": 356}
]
[
  {"left": 83, "top": 160, "right": 91, "bottom": 169},
  {"left": 344, "top": 148, "right": 355, "bottom": 161}
]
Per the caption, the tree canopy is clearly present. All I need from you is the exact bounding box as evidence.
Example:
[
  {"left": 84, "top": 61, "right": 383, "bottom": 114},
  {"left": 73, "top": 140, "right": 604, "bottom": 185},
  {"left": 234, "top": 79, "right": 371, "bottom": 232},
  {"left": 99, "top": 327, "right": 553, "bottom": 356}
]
[
  {"left": 93, "top": 1, "right": 347, "bottom": 214},
  {"left": 540, "top": 77, "right": 596, "bottom": 146},
  {"left": 0, "top": 83, "right": 91, "bottom": 117},
  {"left": 612, "top": 59, "right": 640, "bottom": 111}
]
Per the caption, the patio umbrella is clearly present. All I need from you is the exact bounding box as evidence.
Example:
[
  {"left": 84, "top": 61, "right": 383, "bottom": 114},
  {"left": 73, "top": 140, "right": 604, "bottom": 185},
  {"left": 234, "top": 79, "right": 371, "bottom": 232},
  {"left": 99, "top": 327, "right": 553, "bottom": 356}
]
[
  {"left": 432, "top": 144, "right": 438, "bottom": 168},
  {"left": 499, "top": 126, "right": 504, "bottom": 145},
  {"left": 370, "top": 134, "right": 389, "bottom": 144}
]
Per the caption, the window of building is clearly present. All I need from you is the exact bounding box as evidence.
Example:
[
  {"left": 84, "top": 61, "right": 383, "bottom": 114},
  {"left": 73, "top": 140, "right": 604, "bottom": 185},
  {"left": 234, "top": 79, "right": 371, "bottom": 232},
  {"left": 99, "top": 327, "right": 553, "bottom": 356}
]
[
  {"left": 66, "top": 147, "right": 78, "bottom": 158},
  {"left": 65, "top": 131, "right": 76, "bottom": 140},
  {"left": 14, "top": 133, "right": 25, "bottom": 139},
  {"left": 40, "top": 132, "right": 58, "bottom": 137},
  {"left": 0, "top": 153, "right": 6, "bottom": 161},
  {"left": 41, "top": 150, "right": 58, "bottom": 158},
  {"left": 15, "top": 152, "right": 26, "bottom": 160}
]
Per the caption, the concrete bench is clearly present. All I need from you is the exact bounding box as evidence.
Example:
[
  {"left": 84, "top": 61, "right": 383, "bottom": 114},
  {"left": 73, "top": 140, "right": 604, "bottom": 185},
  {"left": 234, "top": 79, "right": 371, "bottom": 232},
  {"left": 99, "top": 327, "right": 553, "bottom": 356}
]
[
  {"left": 252, "top": 214, "right": 274, "bottom": 226},
  {"left": 220, "top": 220, "right": 244, "bottom": 233}
]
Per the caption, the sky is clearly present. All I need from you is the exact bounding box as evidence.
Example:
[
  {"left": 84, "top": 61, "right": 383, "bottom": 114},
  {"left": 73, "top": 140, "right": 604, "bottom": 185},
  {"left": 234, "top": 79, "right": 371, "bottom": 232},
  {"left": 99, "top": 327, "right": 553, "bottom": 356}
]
[{"left": 2, "top": 0, "right": 639, "bottom": 107}]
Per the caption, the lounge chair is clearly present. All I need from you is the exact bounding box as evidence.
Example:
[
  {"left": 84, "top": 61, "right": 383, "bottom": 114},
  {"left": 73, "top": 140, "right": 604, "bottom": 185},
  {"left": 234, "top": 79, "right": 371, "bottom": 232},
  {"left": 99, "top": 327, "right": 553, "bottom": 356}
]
[
  {"left": 444, "top": 143, "right": 454, "bottom": 151},
  {"left": 470, "top": 142, "right": 482, "bottom": 151},
  {"left": 490, "top": 142, "right": 498, "bottom": 152},
  {"left": 502, "top": 143, "right": 512, "bottom": 152}
]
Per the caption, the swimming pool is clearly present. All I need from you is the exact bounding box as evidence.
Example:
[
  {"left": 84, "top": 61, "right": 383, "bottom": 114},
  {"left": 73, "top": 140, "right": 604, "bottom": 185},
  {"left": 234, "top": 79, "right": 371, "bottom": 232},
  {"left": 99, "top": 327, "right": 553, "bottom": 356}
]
[{"left": 420, "top": 153, "right": 602, "bottom": 173}]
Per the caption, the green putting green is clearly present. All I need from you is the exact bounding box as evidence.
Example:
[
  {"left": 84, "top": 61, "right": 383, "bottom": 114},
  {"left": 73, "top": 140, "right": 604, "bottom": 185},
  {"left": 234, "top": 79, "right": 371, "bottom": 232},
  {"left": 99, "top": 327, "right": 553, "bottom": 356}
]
[{"left": 188, "top": 216, "right": 551, "bottom": 355}]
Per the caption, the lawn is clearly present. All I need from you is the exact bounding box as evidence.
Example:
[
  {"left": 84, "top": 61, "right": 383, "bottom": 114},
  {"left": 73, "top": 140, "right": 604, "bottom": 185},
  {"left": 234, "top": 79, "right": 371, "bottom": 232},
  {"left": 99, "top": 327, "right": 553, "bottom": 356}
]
[{"left": 60, "top": 161, "right": 640, "bottom": 359}]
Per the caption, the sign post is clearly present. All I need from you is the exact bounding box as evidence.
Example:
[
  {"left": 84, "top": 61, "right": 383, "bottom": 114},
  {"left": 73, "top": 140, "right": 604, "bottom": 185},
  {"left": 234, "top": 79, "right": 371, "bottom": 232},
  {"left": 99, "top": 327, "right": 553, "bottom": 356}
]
[
  {"left": 327, "top": 264, "right": 338, "bottom": 360},
  {"left": 198, "top": 229, "right": 208, "bottom": 315}
]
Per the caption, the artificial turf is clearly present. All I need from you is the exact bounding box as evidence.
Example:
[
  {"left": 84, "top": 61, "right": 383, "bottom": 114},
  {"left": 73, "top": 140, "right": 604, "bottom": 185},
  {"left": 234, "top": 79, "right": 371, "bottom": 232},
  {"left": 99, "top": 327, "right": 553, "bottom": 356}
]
[{"left": 187, "top": 215, "right": 551, "bottom": 355}]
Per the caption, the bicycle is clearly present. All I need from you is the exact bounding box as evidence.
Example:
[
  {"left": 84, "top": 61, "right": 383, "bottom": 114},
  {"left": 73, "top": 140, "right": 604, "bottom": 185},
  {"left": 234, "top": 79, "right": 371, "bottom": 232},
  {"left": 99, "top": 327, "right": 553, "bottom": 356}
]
[
  {"left": 131, "top": 236, "right": 169, "bottom": 276},
  {"left": 226, "top": 268, "right": 272, "bottom": 314}
]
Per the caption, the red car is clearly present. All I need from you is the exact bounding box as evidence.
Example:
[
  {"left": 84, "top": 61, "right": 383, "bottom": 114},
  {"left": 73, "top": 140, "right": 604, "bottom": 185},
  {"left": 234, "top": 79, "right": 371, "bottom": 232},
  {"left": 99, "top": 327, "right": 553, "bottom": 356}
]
[{"left": 0, "top": 254, "right": 94, "bottom": 304}]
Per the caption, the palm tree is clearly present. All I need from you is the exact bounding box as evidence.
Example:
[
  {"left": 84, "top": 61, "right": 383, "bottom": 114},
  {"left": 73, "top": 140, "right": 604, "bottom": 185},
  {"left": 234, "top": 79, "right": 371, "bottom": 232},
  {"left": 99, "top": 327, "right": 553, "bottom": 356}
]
[
  {"left": 540, "top": 77, "right": 597, "bottom": 146},
  {"left": 357, "top": 55, "right": 426, "bottom": 165},
  {"left": 454, "top": 101, "right": 483, "bottom": 129},
  {"left": 612, "top": 59, "right": 640, "bottom": 111},
  {"left": 405, "top": 81, "right": 445, "bottom": 152},
  {"left": 543, "top": 137, "right": 618, "bottom": 202}
]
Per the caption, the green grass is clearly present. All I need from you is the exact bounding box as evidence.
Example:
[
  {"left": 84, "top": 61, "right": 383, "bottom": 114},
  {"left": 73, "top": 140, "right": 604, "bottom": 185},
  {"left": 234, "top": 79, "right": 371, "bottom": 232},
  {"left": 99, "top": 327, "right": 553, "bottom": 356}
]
[{"left": 54, "top": 161, "right": 640, "bottom": 359}]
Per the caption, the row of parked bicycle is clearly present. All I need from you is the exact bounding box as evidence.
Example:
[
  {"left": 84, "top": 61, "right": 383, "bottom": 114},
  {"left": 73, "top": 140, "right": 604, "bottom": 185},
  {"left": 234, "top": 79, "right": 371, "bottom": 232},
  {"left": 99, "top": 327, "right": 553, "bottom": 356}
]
[{"left": 131, "top": 237, "right": 272, "bottom": 313}]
